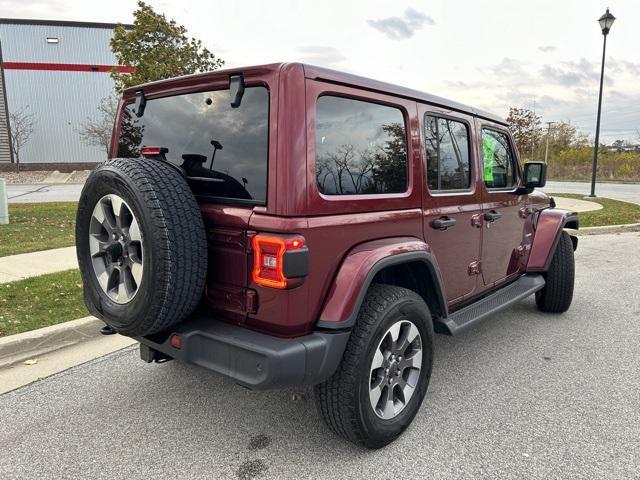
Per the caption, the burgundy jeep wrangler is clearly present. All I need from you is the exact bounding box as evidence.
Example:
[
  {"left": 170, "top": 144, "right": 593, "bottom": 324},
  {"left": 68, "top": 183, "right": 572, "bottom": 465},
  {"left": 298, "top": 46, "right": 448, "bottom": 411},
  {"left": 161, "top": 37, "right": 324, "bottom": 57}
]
[{"left": 76, "top": 63, "right": 577, "bottom": 448}]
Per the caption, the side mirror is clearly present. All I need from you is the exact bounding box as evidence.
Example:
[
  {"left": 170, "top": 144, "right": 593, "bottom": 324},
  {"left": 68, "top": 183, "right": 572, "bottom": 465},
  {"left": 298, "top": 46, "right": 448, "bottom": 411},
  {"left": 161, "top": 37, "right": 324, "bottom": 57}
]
[{"left": 524, "top": 162, "right": 547, "bottom": 188}]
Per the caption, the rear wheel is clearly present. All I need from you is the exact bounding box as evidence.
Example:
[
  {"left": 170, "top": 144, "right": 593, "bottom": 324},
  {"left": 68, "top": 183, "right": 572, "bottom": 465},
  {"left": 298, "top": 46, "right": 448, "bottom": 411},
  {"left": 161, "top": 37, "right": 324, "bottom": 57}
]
[
  {"left": 76, "top": 158, "right": 208, "bottom": 337},
  {"left": 535, "top": 231, "right": 575, "bottom": 313},
  {"left": 314, "top": 284, "right": 434, "bottom": 448}
]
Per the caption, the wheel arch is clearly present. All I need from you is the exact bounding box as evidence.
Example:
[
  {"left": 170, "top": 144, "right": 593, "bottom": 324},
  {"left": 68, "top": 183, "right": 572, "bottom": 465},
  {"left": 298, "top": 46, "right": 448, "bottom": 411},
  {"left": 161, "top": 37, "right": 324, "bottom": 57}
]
[
  {"left": 316, "top": 238, "right": 447, "bottom": 330},
  {"left": 528, "top": 208, "right": 579, "bottom": 272}
]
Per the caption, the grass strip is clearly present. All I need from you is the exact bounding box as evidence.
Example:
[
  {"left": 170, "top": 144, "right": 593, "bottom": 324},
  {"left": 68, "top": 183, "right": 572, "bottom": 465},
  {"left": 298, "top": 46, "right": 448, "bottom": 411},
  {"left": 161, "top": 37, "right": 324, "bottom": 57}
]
[
  {"left": 0, "top": 269, "right": 87, "bottom": 337},
  {"left": 549, "top": 193, "right": 640, "bottom": 227}
]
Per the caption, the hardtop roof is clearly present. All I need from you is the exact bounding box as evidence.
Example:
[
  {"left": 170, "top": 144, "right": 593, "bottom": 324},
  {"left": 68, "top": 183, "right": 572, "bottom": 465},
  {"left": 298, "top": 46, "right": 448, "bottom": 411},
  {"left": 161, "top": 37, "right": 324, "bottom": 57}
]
[{"left": 125, "top": 62, "right": 507, "bottom": 125}]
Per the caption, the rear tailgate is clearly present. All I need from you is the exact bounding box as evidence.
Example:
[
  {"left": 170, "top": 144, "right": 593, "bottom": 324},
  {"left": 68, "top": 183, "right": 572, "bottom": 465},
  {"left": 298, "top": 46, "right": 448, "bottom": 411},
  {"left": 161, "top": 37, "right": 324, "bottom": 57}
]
[{"left": 200, "top": 204, "right": 253, "bottom": 322}]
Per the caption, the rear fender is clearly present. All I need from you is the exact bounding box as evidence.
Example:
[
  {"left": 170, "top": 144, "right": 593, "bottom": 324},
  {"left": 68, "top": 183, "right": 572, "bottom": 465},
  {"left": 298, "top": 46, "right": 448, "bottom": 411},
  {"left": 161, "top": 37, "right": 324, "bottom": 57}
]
[
  {"left": 527, "top": 208, "right": 579, "bottom": 272},
  {"left": 316, "top": 237, "right": 447, "bottom": 329}
]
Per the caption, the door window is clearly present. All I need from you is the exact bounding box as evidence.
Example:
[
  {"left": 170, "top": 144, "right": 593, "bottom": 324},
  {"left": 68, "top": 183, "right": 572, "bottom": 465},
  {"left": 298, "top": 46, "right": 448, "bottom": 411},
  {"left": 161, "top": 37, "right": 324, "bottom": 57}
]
[
  {"left": 424, "top": 115, "right": 471, "bottom": 191},
  {"left": 481, "top": 128, "right": 517, "bottom": 189}
]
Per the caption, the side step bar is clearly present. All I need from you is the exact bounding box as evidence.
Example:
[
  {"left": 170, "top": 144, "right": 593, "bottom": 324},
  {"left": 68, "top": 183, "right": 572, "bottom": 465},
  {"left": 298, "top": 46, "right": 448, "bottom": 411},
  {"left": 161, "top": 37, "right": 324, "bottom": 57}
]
[{"left": 439, "top": 274, "right": 546, "bottom": 336}]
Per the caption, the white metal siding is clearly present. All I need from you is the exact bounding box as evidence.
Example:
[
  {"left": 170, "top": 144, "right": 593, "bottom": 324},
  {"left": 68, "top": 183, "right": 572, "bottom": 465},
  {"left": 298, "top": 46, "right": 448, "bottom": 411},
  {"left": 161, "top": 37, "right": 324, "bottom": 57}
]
[
  {"left": 0, "top": 64, "right": 11, "bottom": 163},
  {"left": 0, "top": 22, "right": 121, "bottom": 163},
  {"left": 4, "top": 69, "right": 113, "bottom": 163},
  {"left": 0, "top": 23, "right": 118, "bottom": 65}
]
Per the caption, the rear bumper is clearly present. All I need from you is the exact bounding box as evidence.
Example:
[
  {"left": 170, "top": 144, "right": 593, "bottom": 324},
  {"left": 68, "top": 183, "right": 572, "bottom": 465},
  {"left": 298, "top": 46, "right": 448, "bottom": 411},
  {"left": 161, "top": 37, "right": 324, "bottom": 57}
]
[{"left": 136, "top": 315, "right": 350, "bottom": 390}]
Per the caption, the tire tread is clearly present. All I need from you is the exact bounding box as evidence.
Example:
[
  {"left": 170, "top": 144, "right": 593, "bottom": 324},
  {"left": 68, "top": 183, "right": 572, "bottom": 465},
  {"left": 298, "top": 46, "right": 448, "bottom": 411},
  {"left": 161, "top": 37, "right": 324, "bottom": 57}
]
[
  {"left": 536, "top": 230, "right": 574, "bottom": 313},
  {"left": 315, "top": 284, "right": 427, "bottom": 447}
]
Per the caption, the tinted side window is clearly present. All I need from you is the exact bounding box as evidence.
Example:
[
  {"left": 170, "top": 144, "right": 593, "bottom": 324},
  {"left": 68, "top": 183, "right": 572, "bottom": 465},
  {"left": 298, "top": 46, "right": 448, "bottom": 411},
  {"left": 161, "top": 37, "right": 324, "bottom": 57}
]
[
  {"left": 424, "top": 116, "right": 471, "bottom": 191},
  {"left": 482, "top": 129, "right": 517, "bottom": 189},
  {"left": 316, "top": 96, "right": 408, "bottom": 195}
]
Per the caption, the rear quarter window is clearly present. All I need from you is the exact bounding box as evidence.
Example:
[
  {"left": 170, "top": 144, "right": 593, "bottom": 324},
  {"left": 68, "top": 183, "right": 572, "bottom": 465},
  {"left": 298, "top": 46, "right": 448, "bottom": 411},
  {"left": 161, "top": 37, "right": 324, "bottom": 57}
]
[
  {"left": 315, "top": 96, "right": 408, "bottom": 195},
  {"left": 118, "top": 86, "right": 269, "bottom": 204}
]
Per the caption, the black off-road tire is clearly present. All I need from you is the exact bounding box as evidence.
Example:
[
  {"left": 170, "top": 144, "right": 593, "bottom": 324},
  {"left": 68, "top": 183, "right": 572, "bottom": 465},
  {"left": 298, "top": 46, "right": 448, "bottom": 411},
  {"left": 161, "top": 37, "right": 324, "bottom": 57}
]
[
  {"left": 535, "top": 231, "right": 575, "bottom": 313},
  {"left": 314, "top": 284, "right": 434, "bottom": 449},
  {"left": 76, "top": 158, "right": 208, "bottom": 337}
]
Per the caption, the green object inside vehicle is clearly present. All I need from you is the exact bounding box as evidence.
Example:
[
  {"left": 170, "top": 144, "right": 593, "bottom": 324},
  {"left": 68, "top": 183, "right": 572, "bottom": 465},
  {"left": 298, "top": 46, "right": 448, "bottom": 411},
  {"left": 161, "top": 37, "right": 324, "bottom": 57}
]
[{"left": 482, "top": 137, "right": 495, "bottom": 182}]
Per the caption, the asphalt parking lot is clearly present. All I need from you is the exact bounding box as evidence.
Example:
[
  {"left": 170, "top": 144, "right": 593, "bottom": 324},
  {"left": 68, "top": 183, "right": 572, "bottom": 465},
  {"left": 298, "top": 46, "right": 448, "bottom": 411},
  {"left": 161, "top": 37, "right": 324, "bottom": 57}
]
[{"left": 1, "top": 232, "right": 639, "bottom": 480}]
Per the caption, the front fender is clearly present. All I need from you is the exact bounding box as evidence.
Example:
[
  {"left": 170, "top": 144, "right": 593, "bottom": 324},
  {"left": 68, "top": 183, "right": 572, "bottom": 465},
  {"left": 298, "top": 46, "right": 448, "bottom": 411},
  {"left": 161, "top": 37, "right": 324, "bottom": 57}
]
[
  {"left": 316, "top": 237, "right": 446, "bottom": 329},
  {"left": 527, "top": 208, "right": 578, "bottom": 272}
]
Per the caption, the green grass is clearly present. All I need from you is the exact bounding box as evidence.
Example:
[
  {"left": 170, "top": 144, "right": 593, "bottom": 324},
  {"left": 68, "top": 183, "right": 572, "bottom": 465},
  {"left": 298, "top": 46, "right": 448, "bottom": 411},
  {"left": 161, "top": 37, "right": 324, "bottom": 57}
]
[
  {"left": 550, "top": 193, "right": 640, "bottom": 227},
  {"left": 0, "top": 269, "right": 87, "bottom": 337},
  {"left": 0, "top": 202, "right": 77, "bottom": 257}
]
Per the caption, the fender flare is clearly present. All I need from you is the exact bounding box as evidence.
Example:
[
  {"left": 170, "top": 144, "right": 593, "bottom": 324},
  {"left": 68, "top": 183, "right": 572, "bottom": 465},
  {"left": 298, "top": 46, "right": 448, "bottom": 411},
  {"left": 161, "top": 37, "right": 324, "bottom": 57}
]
[
  {"left": 527, "top": 208, "right": 579, "bottom": 272},
  {"left": 316, "top": 237, "right": 447, "bottom": 330}
]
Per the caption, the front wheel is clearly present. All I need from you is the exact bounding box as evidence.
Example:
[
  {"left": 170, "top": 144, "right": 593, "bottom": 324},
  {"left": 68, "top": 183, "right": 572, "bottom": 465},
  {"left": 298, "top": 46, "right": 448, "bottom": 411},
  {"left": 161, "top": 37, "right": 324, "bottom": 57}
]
[
  {"left": 314, "top": 284, "right": 434, "bottom": 448},
  {"left": 535, "top": 231, "right": 575, "bottom": 313}
]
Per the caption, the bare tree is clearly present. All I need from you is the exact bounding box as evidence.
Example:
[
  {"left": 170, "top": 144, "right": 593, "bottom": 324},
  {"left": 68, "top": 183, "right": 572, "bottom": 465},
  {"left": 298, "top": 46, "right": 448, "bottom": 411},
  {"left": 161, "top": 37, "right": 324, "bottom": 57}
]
[
  {"left": 78, "top": 95, "right": 119, "bottom": 155},
  {"left": 9, "top": 106, "right": 36, "bottom": 172}
]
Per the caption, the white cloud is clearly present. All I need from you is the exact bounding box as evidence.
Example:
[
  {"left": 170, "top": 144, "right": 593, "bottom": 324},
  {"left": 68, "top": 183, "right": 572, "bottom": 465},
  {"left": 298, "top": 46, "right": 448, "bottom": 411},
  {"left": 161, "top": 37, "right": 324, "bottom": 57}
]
[
  {"left": 1, "top": 0, "right": 638, "bottom": 140},
  {"left": 367, "top": 8, "right": 434, "bottom": 40}
]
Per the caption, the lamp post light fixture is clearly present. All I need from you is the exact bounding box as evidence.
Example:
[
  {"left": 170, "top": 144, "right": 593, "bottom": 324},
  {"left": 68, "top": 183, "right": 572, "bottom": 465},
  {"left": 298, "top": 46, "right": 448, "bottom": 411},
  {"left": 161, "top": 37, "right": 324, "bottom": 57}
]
[{"left": 589, "top": 7, "right": 616, "bottom": 197}]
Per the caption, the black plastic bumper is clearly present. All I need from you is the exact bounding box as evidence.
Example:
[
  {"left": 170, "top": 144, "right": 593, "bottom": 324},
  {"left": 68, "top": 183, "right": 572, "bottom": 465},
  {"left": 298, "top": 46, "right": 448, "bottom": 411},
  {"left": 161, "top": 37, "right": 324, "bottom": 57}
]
[{"left": 136, "top": 316, "right": 351, "bottom": 390}]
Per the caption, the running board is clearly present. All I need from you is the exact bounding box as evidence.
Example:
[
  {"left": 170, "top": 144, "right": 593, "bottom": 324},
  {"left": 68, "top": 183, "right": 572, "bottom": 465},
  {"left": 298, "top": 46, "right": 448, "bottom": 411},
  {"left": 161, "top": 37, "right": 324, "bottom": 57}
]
[{"left": 438, "top": 274, "right": 545, "bottom": 336}]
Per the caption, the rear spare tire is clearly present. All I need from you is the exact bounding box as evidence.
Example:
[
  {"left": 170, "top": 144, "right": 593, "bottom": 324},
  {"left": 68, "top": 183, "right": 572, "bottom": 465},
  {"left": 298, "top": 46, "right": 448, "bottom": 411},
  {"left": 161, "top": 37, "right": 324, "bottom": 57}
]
[{"left": 76, "top": 158, "right": 207, "bottom": 337}]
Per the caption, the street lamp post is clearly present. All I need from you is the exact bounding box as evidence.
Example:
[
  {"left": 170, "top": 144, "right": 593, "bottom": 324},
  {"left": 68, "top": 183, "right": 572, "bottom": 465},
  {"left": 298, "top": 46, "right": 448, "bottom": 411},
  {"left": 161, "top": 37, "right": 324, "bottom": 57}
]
[{"left": 589, "top": 8, "right": 616, "bottom": 197}]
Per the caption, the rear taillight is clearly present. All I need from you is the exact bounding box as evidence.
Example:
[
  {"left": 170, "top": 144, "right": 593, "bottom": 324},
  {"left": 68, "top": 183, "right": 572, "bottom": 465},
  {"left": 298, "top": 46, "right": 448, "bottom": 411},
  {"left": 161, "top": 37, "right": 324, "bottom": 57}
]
[{"left": 252, "top": 234, "right": 308, "bottom": 289}]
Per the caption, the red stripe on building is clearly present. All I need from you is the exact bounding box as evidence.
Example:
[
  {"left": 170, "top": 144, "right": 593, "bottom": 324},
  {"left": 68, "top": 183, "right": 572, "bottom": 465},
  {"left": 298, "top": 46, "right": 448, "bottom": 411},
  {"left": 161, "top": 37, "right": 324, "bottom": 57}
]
[{"left": 2, "top": 62, "right": 135, "bottom": 73}]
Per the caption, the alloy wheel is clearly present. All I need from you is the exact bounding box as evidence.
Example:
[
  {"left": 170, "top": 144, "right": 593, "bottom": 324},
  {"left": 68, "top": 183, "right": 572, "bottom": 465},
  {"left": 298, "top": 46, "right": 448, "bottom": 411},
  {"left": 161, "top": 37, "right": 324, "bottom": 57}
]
[
  {"left": 369, "top": 319, "right": 423, "bottom": 420},
  {"left": 89, "top": 194, "right": 144, "bottom": 304}
]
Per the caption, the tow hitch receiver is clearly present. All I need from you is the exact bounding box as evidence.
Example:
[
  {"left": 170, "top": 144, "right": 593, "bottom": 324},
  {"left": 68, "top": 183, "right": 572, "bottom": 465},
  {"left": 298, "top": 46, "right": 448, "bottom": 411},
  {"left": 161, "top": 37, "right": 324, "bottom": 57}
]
[{"left": 140, "top": 343, "right": 173, "bottom": 364}]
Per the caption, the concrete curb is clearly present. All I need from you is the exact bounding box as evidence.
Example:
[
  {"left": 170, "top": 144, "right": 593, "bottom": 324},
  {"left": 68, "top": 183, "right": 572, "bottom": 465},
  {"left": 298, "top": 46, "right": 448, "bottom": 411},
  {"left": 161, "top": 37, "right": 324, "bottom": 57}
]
[
  {"left": 0, "top": 316, "right": 103, "bottom": 368},
  {"left": 575, "top": 223, "right": 640, "bottom": 236}
]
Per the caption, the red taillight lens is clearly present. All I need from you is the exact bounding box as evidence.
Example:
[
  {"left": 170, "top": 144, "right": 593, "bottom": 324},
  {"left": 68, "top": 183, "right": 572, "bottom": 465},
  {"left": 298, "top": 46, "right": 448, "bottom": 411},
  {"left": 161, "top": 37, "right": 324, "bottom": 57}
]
[
  {"left": 141, "top": 146, "right": 168, "bottom": 156},
  {"left": 252, "top": 234, "right": 306, "bottom": 289}
]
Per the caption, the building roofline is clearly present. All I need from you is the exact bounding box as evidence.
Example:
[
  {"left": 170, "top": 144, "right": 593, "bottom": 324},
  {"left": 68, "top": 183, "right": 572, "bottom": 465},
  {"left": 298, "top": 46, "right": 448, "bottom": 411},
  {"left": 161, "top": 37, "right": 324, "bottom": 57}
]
[{"left": 0, "top": 18, "right": 133, "bottom": 30}]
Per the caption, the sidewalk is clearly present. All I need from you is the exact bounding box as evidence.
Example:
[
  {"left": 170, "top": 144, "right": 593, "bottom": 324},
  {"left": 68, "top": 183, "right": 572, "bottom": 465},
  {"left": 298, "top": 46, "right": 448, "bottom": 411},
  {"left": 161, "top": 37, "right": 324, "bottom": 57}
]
[
  {"left": 0, "top": 246, "right": 78, "bottom": 283},
  {"left": 553, "top": 196, "right": 602, "bottom": 212}
]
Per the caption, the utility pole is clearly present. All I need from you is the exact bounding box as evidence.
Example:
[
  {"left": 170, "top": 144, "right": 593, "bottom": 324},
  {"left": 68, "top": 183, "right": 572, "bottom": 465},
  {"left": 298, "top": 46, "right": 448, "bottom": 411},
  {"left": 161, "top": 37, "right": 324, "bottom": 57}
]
[{"left": 544, "top": 121, "right": 555, "bottom": 164}]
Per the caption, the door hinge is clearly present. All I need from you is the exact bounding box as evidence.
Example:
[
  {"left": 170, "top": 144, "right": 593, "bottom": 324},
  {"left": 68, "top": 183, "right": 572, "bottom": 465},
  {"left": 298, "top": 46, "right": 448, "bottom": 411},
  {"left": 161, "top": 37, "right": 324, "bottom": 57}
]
[
  {"left": 245, "top": 289, "right": 258, "bottom": 314},
  {"left": 468, "top": 261, "right": 481, "bottom": 275}
]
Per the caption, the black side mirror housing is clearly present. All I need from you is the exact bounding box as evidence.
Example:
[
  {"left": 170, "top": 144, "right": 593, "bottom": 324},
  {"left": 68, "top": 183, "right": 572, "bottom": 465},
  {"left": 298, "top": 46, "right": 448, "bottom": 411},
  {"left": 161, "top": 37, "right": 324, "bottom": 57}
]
[{"left": 524, "top": 162, "right": 547, "bottom": 188}]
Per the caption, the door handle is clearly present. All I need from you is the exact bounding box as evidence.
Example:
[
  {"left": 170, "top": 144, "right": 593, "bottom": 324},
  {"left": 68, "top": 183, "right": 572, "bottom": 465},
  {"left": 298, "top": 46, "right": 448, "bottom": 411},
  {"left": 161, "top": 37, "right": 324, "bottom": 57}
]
[
  {"left": 484, "top": 211, "right": 502, "bottom": 222},
  {"left": 431, "top": 217, "right": 457, "bottom": 230}
]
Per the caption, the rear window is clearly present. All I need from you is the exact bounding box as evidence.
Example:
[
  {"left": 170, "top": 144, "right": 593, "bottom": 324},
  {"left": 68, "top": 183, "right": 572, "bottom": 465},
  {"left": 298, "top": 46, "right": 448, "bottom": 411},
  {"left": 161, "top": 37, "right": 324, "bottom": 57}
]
[
  {"left": 315, "top": 96, "right": 408, "bottom": 195},
  {"left": 118, "top": 86, "right": 269, "bottom": 204}
]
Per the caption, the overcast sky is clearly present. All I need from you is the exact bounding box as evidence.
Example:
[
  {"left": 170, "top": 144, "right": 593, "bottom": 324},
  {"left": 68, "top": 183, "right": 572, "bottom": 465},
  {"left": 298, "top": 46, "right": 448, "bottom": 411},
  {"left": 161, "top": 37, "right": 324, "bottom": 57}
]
[{"left": 3, "top": 0, "right": 639, "bottom": 141}]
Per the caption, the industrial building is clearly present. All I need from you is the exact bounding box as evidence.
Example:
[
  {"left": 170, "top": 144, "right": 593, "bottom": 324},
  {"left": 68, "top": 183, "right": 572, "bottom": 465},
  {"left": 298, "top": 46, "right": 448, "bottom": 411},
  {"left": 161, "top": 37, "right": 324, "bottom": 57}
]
[{"left": 0, "top": 19, "right": 132, "bottom": 169}]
